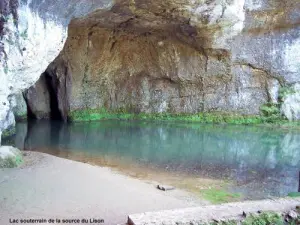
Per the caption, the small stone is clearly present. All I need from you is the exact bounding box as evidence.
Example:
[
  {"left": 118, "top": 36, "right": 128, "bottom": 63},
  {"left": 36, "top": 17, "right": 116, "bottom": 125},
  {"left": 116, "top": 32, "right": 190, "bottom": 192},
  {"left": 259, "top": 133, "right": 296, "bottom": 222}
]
[
  {"left": 288, "top": 210, "right": 298, "bottom": 219},
  {"left": 157, "top": 184, "right": 175, "bottom": 191}
]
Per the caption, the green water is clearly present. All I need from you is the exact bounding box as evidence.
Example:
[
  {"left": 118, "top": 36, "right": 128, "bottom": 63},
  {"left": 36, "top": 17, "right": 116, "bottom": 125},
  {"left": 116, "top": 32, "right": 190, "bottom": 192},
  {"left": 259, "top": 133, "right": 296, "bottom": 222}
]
[{"left": 4, "top": 120, "right": 300, "bottom": 200}]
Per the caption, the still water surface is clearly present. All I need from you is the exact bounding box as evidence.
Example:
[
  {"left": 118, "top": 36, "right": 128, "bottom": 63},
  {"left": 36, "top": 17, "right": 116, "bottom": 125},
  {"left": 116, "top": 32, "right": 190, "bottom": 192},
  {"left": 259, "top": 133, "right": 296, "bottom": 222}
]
[{"left": 4, "top": 120, "right": 300, "bottom": 201}]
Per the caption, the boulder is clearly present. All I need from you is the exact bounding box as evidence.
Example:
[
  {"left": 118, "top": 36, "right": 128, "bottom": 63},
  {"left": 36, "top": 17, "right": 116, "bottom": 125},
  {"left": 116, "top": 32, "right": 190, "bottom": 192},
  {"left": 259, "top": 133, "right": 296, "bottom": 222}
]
[
  {"left": 157, "top": 184, "right": 175, "bottom": 191},
  {"left": 0, "top": 146, "right": 23, "bottom": 168}
]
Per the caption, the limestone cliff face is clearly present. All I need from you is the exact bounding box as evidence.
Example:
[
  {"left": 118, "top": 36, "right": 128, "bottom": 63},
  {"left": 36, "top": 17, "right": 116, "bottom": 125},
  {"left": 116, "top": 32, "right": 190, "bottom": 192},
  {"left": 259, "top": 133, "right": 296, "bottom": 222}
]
[
  {"left": 25, "top": 0, "right": 300, "bottom": 120},
  {"left": 232, "top": 0, "right": 300, "bottom": 120},
  {"left": 1, "top": 0, "right": 300, "bottom": 140},
  {"left": 0, "top": 0, "right": 112, "bottom": 142}
]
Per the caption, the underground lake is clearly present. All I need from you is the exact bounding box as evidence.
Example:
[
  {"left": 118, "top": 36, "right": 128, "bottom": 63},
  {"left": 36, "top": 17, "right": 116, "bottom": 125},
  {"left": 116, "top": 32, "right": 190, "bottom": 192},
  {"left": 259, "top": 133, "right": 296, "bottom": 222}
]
[{"left": 3, "top": 120, "right": 300, "bottom": 203}]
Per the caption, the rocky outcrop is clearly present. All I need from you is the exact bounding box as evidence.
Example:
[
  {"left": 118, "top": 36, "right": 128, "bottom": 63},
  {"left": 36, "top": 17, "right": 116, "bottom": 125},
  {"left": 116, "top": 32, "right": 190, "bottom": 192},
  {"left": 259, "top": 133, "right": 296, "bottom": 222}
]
[
  {"left": 25, "top": 0, "right": 300, "bottom": 119},
  {"left": 0, "top": 0, "right": 113, "bottom": 142}
]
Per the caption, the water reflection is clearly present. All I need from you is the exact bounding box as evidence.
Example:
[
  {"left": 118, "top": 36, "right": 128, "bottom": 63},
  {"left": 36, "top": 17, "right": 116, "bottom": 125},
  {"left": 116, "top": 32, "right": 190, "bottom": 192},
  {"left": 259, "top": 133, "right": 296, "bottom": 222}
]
[{"left": 4, "top": 120, "right": 300, "bottom": 200}]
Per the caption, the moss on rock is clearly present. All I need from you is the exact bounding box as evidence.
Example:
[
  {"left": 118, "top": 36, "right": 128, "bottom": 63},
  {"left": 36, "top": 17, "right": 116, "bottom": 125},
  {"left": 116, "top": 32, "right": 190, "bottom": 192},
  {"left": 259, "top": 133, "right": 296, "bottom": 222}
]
[
  {"left": 68, "top": 108, "right": 300, "bottom": 129},
  {"left": 0, "top": 146, "right": 23, "bottom": 168},
  {"left": 1, "top": 126, "right": 16, "bottom": 139}
]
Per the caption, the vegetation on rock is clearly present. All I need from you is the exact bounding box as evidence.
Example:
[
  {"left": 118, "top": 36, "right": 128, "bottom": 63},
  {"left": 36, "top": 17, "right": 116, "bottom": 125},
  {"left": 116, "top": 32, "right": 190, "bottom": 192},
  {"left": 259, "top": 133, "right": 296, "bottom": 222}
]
[
  {"left": 209, "top": 211, "right": 300, "bottom": 225},
  {"left": 279, "top": 87, "right": 297, "bottom": 103},
  {"left": 68, "top": 108, "right": 300, "bottom": 129},
  {"left": 1, "top": 126, "right": 16, "bottom": 139},
  {"left": 242, "top": 212, "right": 285, "bottom": 225}
]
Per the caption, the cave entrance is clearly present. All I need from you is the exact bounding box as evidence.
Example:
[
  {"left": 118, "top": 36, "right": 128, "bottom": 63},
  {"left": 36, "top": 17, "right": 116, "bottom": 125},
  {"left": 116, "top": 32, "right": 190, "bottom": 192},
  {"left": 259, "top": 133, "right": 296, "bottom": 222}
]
[
  {"left": 25, "top": 62, "right": 70, "bottom": 122},
  {"left": 44, "top": 71, "right": 63, "bottom": 121}
]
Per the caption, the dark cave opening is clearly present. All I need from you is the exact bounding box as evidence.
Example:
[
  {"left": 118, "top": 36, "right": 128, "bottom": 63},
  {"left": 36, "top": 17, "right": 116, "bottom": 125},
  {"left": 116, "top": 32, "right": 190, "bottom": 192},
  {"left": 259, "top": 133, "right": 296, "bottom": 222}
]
[
  {"left": 24, "top": 57, "right": 71, "bottom": 123},
  {"left": 25, "top": 71, "right": 64, "bottom": 122},
  {"left": 44, "top": 72, "right": 63, "bottom": 121}
]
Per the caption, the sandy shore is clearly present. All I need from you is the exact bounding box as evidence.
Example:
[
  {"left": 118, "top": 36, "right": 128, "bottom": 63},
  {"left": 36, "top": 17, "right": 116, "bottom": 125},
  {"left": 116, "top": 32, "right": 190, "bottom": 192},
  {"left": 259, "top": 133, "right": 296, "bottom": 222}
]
[{"left": 0, "top": 152, "right": 204, "bottom": 225}]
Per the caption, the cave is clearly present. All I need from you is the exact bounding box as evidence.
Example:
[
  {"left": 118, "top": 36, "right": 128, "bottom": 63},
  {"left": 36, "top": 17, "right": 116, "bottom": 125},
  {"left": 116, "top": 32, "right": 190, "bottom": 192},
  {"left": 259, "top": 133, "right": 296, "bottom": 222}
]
[
  {"left": 24, "top": 59, "right": 71, "bottom": 122},
  {"left": 22, "top": 0, "right": 277, "bottom": 120}
]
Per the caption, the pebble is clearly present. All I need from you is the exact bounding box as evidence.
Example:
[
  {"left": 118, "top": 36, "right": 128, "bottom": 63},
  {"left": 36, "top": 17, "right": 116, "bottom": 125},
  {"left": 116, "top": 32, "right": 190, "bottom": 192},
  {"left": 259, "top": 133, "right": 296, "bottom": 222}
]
[{"left": 287, "top": 210, "right": 298, "bottom": 219}]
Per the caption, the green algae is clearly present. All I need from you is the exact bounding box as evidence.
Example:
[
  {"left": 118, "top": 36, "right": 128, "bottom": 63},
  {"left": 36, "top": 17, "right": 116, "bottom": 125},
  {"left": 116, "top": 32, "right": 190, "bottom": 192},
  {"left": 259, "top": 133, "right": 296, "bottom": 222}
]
[{"left": 68, "top": 108, "right": 300, "bottom": 129}]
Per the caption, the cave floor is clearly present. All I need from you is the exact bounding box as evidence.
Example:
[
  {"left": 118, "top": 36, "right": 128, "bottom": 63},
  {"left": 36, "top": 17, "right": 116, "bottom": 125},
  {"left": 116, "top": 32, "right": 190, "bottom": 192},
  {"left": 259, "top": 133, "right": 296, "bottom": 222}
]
[{"left": 0, "top": 152, "right": 204, "bottom": 225}]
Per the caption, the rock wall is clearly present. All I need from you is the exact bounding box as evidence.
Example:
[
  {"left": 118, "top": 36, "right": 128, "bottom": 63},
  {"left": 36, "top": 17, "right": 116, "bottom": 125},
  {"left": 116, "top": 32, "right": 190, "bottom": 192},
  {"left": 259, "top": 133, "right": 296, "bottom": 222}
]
[
  {"left": 25, "top": 0, "right": 300, "bottom": 119},
  {"left": 1, "top": 0, "right": 300, "bottom": 140},
  {"left": 281, "top": 84, "right": 300, "bottom": 121},
  {"left": 0, "top": 0, "right": 113, "bottom": 143}
]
